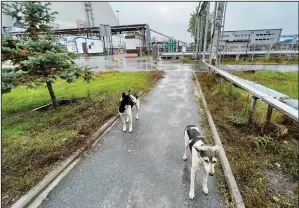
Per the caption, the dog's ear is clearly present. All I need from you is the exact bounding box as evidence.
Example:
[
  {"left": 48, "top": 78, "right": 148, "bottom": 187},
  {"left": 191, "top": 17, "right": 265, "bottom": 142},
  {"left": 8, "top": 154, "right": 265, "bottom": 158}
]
[
  {"left": 128, "top": 89, "right": 131, "bottom": 94},
  {"left": 122, "top": 92, "right": 126, "bottom": 99},
  {"left": 193, "top": 145, "right": 208, "bottom": 153}
]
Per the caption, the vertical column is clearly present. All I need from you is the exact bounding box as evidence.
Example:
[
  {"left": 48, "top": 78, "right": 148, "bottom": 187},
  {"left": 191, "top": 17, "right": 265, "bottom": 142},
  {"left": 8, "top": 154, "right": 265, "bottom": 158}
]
[
  {"left": 248, "top": 96, "right": 258, "bottom": 124},
  {"left": 209, "top": 3, "right": 217, "bottom": 64},
  {"left": 203, "top": 2, "right": 210, "bottom": 61},
  {"left": 266, "top": 105, "right": 273, "bottom": 123}
]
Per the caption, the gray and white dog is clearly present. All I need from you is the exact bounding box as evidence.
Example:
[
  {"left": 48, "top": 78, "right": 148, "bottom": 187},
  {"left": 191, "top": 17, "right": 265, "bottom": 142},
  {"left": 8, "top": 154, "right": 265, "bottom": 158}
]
[
  {"left": 118, "top": 90, "right": 140, "bottom": 133},
  {"left": 183, "top": 125, "right": 219, "bottom": 199}
]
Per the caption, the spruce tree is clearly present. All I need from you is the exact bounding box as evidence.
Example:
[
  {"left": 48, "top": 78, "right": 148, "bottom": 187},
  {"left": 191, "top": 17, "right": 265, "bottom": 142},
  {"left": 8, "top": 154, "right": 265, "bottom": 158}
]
[{"left": 2, "top": 2, "right": 93, "bottom": 108}]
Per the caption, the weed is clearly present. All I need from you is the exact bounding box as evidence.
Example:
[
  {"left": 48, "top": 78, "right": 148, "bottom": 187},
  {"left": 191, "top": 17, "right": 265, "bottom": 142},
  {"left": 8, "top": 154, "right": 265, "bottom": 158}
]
[
  {"left": 181, "top": 56, "right": 193, "bottom": 63},
  {"left": 196, "top": 72, "right": 298, "bottom": 208},
  {"left": 233, "top": 71, "right": 298, "bottom": 99}
]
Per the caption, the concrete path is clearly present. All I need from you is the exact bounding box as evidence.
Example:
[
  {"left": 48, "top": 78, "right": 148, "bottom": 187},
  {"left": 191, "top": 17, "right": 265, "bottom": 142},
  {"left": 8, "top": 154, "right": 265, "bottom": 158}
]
[{"left": 41, "top": 71, "right": 223, "bottom": 208}]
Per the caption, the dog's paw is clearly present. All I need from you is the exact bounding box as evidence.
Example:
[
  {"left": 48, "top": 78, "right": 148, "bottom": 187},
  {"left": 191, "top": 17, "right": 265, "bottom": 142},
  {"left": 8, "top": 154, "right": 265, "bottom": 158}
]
[
  {"left": 183, "top": 155, "right": 187, "bottom": 161},
  {"left": 123, "top": 127, "right": 127, "bottom": 132},
  {"left": 203, "top": 187, "right": 209, "bottom": 195},
  {"left": 136, "top": 116, "right": 139, "bottom": 120},
  {"left": 129, "top": 128, "right": 132, "bottom": 133},
  {"left": 189, "top": 191, "right": 195, "bottom": 200}
]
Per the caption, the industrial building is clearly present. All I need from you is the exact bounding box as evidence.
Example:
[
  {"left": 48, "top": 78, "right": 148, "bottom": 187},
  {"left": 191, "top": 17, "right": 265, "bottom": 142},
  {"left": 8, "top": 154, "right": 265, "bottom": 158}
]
[
  {"left": 220, "top": 29, "right": 282, "bottom": 52},
  {"left": 222, "top": 29, "right": 282, "bottom": 44}
]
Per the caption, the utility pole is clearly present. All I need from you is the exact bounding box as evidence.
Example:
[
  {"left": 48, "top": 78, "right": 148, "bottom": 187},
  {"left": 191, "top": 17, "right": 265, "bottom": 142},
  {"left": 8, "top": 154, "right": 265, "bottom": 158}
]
[
  {"left": 195, "top": 2, "right": 201, "bottom": 60},
  {"left": 115, "top": 10, "right": 120, "bottom": 25},
  {"left": 198, "top": 15, "right": 204, "bottom": 59},
  {"left": 115, "top": 10, "right": 122, "bottom": 53},
  {"left": 212, "top": 2, "right": 225, "bottom": 67},
  {"left": 209, "top": 2, "right": 226, "bottom": 67},
  {"left": 203, "top": 2, "right": 210, "bottom": 61},
  {"left": 209, "top": 3, "right": 217, "bottom": 64},
  {"left": 195, "top": 14, "right": 200, "bottom": 59},
  {"left": 217, "top": 2, "right": 227, "bottom": 67}
]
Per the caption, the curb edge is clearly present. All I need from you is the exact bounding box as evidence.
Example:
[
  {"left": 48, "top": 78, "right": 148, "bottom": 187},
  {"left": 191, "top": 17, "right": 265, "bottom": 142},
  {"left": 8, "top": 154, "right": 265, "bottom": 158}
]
[{"left": 193, "top": 72, "right": 245, "bottom": 208}]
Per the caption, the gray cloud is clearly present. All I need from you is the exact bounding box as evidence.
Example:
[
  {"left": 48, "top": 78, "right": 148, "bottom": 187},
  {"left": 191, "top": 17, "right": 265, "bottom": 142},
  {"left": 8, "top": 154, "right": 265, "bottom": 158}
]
[{"left": 110, "top": 2, "right": 298, "bottom": 43}]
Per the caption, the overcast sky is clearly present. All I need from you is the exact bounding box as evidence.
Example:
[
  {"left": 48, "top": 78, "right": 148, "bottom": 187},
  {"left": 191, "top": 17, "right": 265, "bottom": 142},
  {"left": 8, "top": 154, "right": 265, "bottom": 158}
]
[{"left": 110, "top": 2, "right": 298, "bottom": 43}]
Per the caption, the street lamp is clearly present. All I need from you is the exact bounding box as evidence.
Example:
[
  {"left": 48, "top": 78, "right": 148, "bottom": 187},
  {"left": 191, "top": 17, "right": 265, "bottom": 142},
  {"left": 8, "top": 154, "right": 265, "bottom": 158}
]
[
  {"left": 115, "top": 10, "right": 120, "bottom": 25},
  {"left": 115, "top": 10, "right": 121, "bottom": 52}
]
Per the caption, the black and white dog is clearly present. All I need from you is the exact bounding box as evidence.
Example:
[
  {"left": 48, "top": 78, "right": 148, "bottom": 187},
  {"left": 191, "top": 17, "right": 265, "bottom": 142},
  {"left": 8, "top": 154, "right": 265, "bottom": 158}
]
[
  {"left": 183, "top": 125, "right": 219, "bottom": 199},
  {"left": 118, "top": 90, "right": 140, "bottom": 133}
]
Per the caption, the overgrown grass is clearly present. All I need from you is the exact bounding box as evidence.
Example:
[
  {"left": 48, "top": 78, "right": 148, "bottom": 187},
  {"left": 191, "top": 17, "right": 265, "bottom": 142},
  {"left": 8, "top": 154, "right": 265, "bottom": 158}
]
[
  {"left": 221, "top": 55, "right": 298, "bottom": 65},
  {"left": 195, "top": 93, "right": 233, "bottom": 208},
  {"left": 233, "top": 71, "right": 298, "bottom": 99},
  {"left": 181, "top": 56, "right": 193, "bottom": 64},
  {"left": 196, "top": 72, "right": 298, "bottom": 208},
  {"left": 1, "top": 71, "right": 165, "bottom": 207}
]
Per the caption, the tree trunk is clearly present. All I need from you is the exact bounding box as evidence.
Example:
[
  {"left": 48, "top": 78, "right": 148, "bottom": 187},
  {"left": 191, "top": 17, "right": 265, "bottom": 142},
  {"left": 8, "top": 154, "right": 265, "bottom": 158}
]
[{"left": 46, "top": 80, "right": 59, "bottom": 108}]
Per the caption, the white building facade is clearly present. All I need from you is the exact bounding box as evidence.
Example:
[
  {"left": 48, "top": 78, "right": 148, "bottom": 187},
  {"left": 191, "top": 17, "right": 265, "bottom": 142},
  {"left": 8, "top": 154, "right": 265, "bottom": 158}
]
[{"left": 220, "top": 29, "right": 282, "bottom": 52}]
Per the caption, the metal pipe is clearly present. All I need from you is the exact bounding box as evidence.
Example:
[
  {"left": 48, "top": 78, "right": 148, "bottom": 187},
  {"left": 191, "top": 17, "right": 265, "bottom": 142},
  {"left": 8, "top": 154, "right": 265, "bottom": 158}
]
[
  {"left": 214, "top": 3, "right": 222, "bottom": 67},
  {"left": 266, "top": 105, "right": 273, "bottom": 123},
  {"left": 201, "top": 60, "right": 298, "bottom": 121},
  {"left": 193, "top": 17, "right": 197, "bottom": 55},
  {"left": 198, "top": 15, "right": 204, "bottom": 59},
  {"left": 248, "top": 96, "right": 258, "bottom": 124},
  {"left": 209, "top": 3, "right": 217, "bottom": 63},
  {"left": 218, "top": 2, "right": 227, "bottom": 67},
  {"left": 150, "top": 29, "right": 187, "bottom": 45},
  {"left": 196, "top": 14, "right": 200, "bottom": 60},
  {"left": 202, "top": 2, "right": 210, "bottom": 61}
]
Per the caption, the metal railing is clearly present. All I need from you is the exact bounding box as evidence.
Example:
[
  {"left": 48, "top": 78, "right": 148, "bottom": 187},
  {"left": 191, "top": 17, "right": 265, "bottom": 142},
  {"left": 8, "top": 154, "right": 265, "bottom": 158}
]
[{"left": 202, "top": 60, "right": 298, "bottom": 122}]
